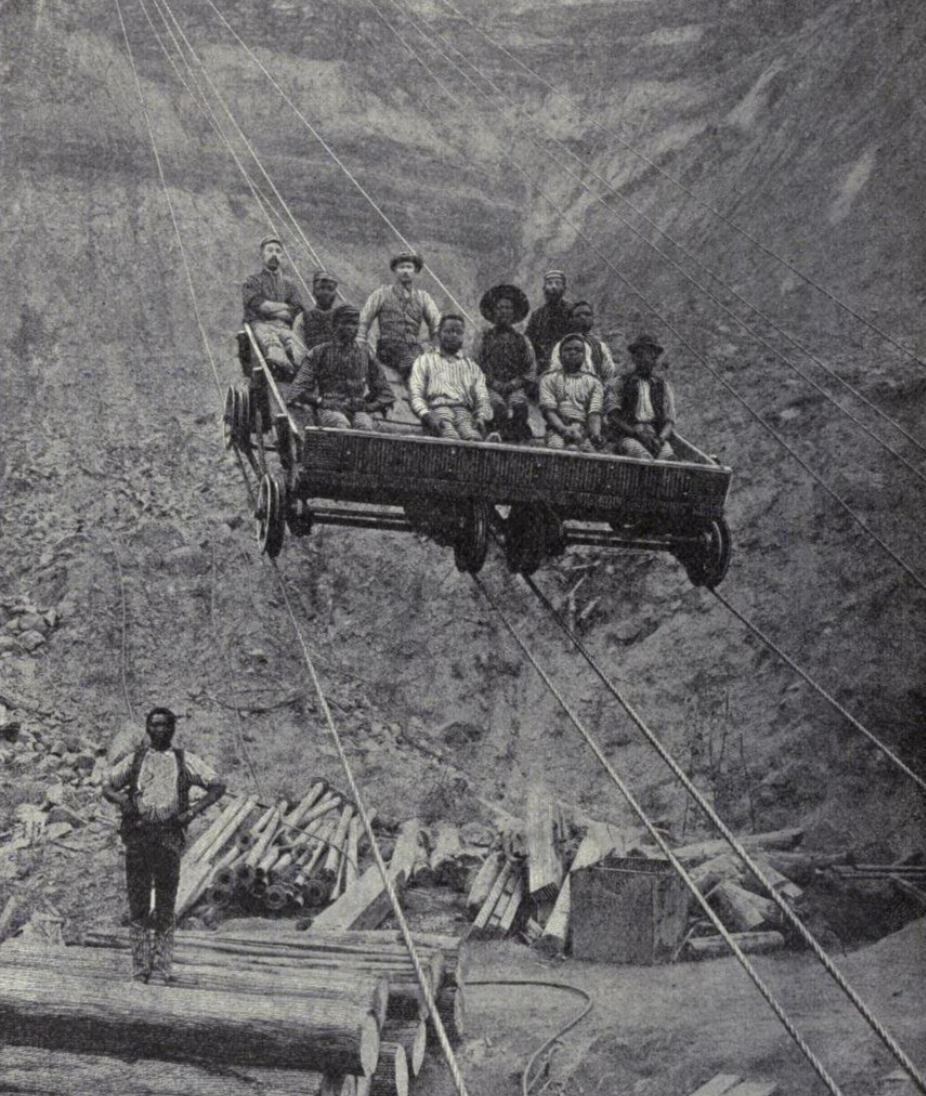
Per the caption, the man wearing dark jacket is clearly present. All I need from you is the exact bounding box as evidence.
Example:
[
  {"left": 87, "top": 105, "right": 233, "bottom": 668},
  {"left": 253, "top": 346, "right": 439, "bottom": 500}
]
[
  {"left": 473, "top": 284, "right": 537, "bottom": 442},
  {"left": 242, "top": 234, "right": 306, "bottom": 380},
  {"left": 104, "top": 708, "right": 226, "bottom": 983},
  {"left": 604, "top": 334, "right": 676, "bottom": 460},
  {"left": 293, "top": 270, "right": 340, "bottom": 356},
  {"left": 525, "top": 269, "right": 573, "bottom": 372}
]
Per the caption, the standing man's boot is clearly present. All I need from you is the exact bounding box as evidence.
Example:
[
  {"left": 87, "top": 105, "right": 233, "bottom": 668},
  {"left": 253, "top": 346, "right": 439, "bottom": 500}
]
[
  {"left": 130, "top": 923, "right": 151, "bottom": 983},
  {"left": 152, "top": 925, "right": 175, "bottom": 984}
]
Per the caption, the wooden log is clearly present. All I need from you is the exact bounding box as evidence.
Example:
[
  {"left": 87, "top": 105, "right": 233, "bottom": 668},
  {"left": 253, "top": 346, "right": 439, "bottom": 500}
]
[
  {"left": 538, "top": 876, "right": 571, "bottom": 957},
  {"left": 0, "top": 1047, "right": 358, "bottom": 1096},
  {"left": 381, "top": 1020, "right": 426, "bottom": 1078},
  {"left": 345, "top": 816, "right": 362, "bottom": 889},
  {"left": 299, "top": 816, "right": 340, "bottom": 879},
  {"left": 313, "top": 861, "right": 406, "bottom": 933},
  {"left": 711, "top": 881, "right": 778, "bottom": 932},
  {"left": 688, "top": 1075, "right": 744, "bottom": 1096},
  {"left": 0, "top": 942, "right": 390, "bottom": 1029},
  {"left": 686, "top": 931, "right": 785, "bottom": 960},
  {"left": 0, "top": 965, "right": 380, "bottom": 1075},
  {"left": 725, "top": 1083, "right": 778, "bottom": 1096},
  {"left": 245, "top": 804, "right": 286, "bottom": 869},
  {"left": 322, "top": 806, "right": 355, "bottom": 882},
  {"left": 195, "top": 795, "right": 258, "bottom": 865},
  {"left": 472, "top": 859, "right": 514, "bottom": 934},
  {"left": 389, "top": 820, "right": 423, "bottom": 879},
  {"left": 434, "top": 985, "right": 466, "bottom": 1045},
  {"left": 526, "top": 784, "right": 563, "bottom": 900},
  {"left": 369, "top": 1043, "right": 408, "bottom": 1096},
  {"left": 673, "top": 828, "right": 804, "bottom": 865},
  {"left": 764, "top": 850, "right": 850, "bottom": 882},
  {"left": 177, "top": 842, "right": 240, "bottom": 919},
  {"left": 746, "top": 855, "right": 803, "bottom": 901},
  {"left": 494, "top": 871, "right": 525, "bottom": 937},
  {"left": 283, "top": 782, "right": 327, "bottom": 829},
  {"left": 185, "top": 798, "right": 247, "bottom": 865},
  {"left": 466, "top": 851, "right": 504, "bottom": 914}
]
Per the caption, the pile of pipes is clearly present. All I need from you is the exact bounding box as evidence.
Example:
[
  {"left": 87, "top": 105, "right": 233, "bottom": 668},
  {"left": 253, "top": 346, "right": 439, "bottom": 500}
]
[
  {"left": 177, "top": 784, "right": 367, "bottom": 921},
  {"left": 0, "top": 927, "right": 467, "bottom": 1096}
]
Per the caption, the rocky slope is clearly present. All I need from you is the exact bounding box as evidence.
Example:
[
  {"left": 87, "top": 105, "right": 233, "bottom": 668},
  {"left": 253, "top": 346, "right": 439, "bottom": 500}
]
[{"left": 1, "top": 0, "right": 925, "bottom": 940}]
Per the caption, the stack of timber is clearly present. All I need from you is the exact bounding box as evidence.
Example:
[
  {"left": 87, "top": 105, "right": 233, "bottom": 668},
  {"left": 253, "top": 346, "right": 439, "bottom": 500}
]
[
  {"left": 71, "top": 924, "right": 469, "bottom": 1088},
  {"left": 177, "top": 783, "right": 372, "bottom": 921}
]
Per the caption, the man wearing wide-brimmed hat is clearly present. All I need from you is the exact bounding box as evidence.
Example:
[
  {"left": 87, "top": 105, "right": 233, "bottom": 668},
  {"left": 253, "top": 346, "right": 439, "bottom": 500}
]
[
  {"left": 525, "top": 268, "right": 573, "bottom": 372},
  {"left": 603, "top": 334, "right": 676, "bottom": 460},
  {"left": 472, "top": 284, "right": 537, "bottom": 442},
  {"left": 357, "top": 250, "right": 441, "bottom": 381},
  {"left": 293, "top": 270, "right": 340, "bottom": 356},
  {"left": 242, "top": 234, "right": 306, "bottom": 380}
]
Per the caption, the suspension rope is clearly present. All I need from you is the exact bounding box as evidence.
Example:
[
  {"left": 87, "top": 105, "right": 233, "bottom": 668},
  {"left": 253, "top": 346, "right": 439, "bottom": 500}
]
[
  {"left": 520, "top": 572, "right": 926, "bottom": 1090},
  {"left": 116, "top": 10, "right": 470, "bottom": 1091},
  {"left": 429, "top": 0, "right": 926, "bottom": 373},
  {"left": 387, "top": 0, "right": 926, "bottom": 469},
  {"left": 201, "top": 0, "right": 474, "bottom": 323},
  {"left": 150, "top": 0, "right": 357, "bottom": 301},
  {"left": 471, "top": 574, "right": 845, "bottom": 1096},
  {"left": 363, "top": 0, "right": 926, "bottom": 597},
  {"left": 711, "top": 588, "right": 926, "bottom": 794}
]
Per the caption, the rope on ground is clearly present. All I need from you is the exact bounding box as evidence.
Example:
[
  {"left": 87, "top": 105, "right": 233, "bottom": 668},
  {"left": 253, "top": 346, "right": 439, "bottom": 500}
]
[
  {"left": 428, "top": 0, "right": 926, "bottom": 373},
  {"left": 362, "top": 0, "right": 926, "bottom": 598},
  {"left": 521, "top": 572, "right": 926, "bottom": 1091},
  {"left": 711, "top": 588, "right": 926, "bottom": 794},
  {"left": 201, "top": 0, "right": 474, "bottom": 324},
  {"left": 471, "top": 574, "right": 846, "bottom": 1096},
  {"left": 386, "top": 0, "right": 926, "bottom": 467}
]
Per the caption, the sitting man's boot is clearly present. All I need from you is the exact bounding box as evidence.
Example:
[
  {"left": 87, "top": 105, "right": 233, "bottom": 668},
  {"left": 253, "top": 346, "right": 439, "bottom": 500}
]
[
  {"left": 152, "top": 925, "right": 175, "bottom": 984},
  {"left": 130, "top": 922, "right": 151, "bottom": 983}
]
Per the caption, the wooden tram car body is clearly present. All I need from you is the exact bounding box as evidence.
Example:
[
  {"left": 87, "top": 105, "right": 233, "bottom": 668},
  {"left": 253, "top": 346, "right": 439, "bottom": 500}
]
[{"left": 225, "top": 326, "right": 733, "bottom": 586}]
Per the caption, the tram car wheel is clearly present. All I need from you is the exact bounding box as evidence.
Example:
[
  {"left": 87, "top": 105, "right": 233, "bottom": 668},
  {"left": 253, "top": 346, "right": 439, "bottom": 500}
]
[
  {"left": 222, "top": 385, "right": 252, "bottom": 455},
  {"left": 453, "top": 500, "right": 491, "bottom": 574},
  {"left": 675, "top": 518, "right": 732, "bottom": 588},
  {"left": 505, "top": 504, "right": 564, "bottom": 576},
  {"left": 256, "top": 474, "right": 287, "bottom": 559}
]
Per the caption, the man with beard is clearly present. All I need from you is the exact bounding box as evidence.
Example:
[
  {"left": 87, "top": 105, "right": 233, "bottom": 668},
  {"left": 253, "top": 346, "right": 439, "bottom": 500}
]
[
  {"left": 539, "top": 333, "right": 604, "bottom": 452},
  {"left": 525, "top": 269, "right": 573, "bottom": 371},
  {"left": 548, "top": 300, "right": 617, "bottom": 385},
  {"left": 293, "top": 270, "right": 340, "bottom": 355},
  {"left": 409, "top": 314, "right": 494, "bottom": 441},
  {"left": 242, "top": 234, "right": 306, "bottom": 380},
  {"left": 357, "top": 251, "right": 441, "bottom": 380},
  {"left": 288, "top": 304, "right": 394, "bottom": 430},
  {"left": 604, "top": 334, "right": 676, "bottom": 460},
  {"left": 104, "top": 708, "right": 226, "bottom": 983},
  {"left": 472, "top": 283, "right": 537, "bottom": 442}
]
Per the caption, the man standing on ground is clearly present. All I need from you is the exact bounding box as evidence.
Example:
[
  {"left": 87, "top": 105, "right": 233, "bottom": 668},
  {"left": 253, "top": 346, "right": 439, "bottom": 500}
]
[
  {"left": 293, "top": 270, "right": 340, "bottom": 355},
  {"left": 409, "top": 314, "right": 494, "bottom": 441},
  {"left": 548, "top": 301, "right": 617, "bottom": 385},
  {"left": 357, "top": 251, "right": 441, "bottom": 380},
  {"left": 288, "top": 304, "right": 394, "bottom": 429},
  {"left": 603, "top": 334, "right": 676, "bottom": 460},
  {"left": 525, "top": 269, "right": 573, "bottom": 372},
  {"left": 242, "top": 234, "right": 306, "bottom": 380},
  {"left": 104, "top": 708, "right": 226, "bottom": 984},
  {"left": 539, "top": 333, "right": 604, "bottom": 451},
  {"left": 473, "top": 283, "right": 537, "bottom": 443}
]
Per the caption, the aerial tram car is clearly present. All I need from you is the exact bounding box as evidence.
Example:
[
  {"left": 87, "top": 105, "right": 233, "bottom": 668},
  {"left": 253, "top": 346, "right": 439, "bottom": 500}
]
[{"left": 223, "top": 326, "right": 733, "bottom": 587}]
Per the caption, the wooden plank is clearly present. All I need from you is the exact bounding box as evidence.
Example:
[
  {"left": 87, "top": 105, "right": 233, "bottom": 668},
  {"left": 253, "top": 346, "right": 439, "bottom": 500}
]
[
  {"left": 687, "top": 1075, "right": 743, "bottom": 1096},
  {"left": 686, "top": 932, "right": 784, "bottom": 960},
  {"left": 472, "top": 860, "right": 513, "bottom": 934},
  {"left": 538, "top": 876, "right": 570, "bottom": 956},
  {"left": 495, "top": 872, "right": 525, "bottom": 936},
  {"left": 466, "top": 851, "right": 504, "bottom": 914},
  {"left": 674, "top": 829, "right": 803, "bottom": 865},
  {"left": 526, "top": 784, "right": 563, "bottom": 900},
  {"left": 313, "top": 863, "right": 406, "bottom": 932},
  {"left": 724, "top": 1084, "right": 778, "bottom": 1096},
  {"left": 389, "top": 820, "right": 422, "bottom": 879},
  {"left": 711, "top": 882, "right": 778, "bottom": 932}
]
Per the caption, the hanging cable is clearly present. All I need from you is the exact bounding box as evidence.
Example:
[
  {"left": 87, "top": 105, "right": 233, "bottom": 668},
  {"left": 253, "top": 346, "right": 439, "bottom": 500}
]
[
  {"left": 386, "top": 0, "right": 926, "bottom": 468},
  {"left": 471, "top": 574, "right": 846, "bottom": 1096},
  {"left": 429, "top": 0, "right": 926, "bottom": 373},
  {"left": 200, "top": 0, "right": 474, "bottom": 324},
  {"left": 361, "top": 0, "right": 926, "bottom": 597},
  {"left": 710, "top": 588, "right": 926, "bottom": 794},
  {"left": 519, "top": 571, "right": 926, "bottom": 1090}
]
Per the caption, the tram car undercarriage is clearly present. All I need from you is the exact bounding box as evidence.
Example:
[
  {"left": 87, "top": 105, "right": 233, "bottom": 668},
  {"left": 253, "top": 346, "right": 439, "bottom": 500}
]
[{"left": 224, "top": 326, "right": 733, "bottom": 587}]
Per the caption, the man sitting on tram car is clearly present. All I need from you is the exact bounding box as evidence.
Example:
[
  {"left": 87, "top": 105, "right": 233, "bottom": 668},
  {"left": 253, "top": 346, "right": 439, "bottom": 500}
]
[
  {"left": 548, "top": 301, "right": 618, "bottom": 386},
  {"left": 472, "top": 284, "right": 537, "bottom": 443},
  {"left": 603, "top": 334, "right": 676, "bottom": 461},
  {"left": 288, "top": 304, "right": 394, "bottom": 430},
  {"left": 409, "top": 314, "right": 495, "bottom": 442},
  {"left": 357, "top": 251, "right": 442, "bottom": 381},
  {"left": 242, "top": 234, "right": 306, "bottom": 381},
  {"left": 539, "top": 333, "right": 604, "bottom": 452},
  {"left": 292, "top": 270, "right": 340, "bottom": 357},
  {"left": 525, "top": 269, "right": 573, "bottom": 373}
]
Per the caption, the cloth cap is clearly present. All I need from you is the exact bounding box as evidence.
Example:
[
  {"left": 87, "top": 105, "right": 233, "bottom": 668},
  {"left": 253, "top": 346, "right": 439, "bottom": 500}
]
[
  {"left": 260, "top": 234, "right": 283, "bottom": 249},
  {"left": 313, "top": 270, "right": 338, "bottom": 286},
  {"left": 479, "top": 283, "right": 530, "bottom": 324},
  {"left": 543, "top": 268, "right": 567, "bottom": 283},
  {"left": 333, "top": 304, "right": 360, "bottom": 325},
  {"left": 560, "top": 333, "right": 586, "bottom": 350},
  {"left": 628, "top": 333, "right": 664, "bottom": 356},
  {"left": 390, "top": 250, "right": 424, "bottom": 272}
]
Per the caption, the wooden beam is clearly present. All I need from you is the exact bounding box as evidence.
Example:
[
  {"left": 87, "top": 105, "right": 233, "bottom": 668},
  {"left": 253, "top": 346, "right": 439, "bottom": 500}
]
[
  {"left": 312, "top": 862, "right": 406, "bottom": 933},
  {"left": 526, "top": 784, "right": 563, "bottom": 900},
  {"left": 687, "top": 1076, "right": 743, "bottom": 1096}
]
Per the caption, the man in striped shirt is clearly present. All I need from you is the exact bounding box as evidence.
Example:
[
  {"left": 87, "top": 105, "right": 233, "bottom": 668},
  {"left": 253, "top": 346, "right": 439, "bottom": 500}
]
[
  {"left": 548, "top": 301, "right": 618, "bottom": 385},
  {"left": 357, "top": 251, "right": 441, "bottom": 380},
  {"left": 409, "top": 314, "right": 494, "bottom": 441},
  {"left": 603, "top": 334, "right": 676, "bottom": 460},
  {"left": 288, "top": 305, "right": 394, "bottom": 430},
  {"left": 539, "top": 334, "right": 604, "bottom": 452}
]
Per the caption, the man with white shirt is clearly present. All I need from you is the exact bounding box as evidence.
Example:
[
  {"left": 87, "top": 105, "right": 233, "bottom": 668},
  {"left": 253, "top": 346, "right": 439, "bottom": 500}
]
[
  {"left": 357, "top": 251, "right": 441, "bottom": 380},
  {"left": 104, "top": 708, "right": 226, "bottom": 983},
  {"left": 603, "top": 334, "right": 676, "bottom": 460},
  {"left": 409, "top": 314, "right": 494, "bottom": 441}
]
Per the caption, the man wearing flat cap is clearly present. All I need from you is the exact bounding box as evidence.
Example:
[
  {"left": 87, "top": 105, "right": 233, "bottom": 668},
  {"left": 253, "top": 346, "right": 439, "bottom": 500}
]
[
  {"left": 242, "top": 234, "right": 306, "bottom": 380},
  {"left": 525, "top": 269, "right": 573, "bottom": 373},
  {"left": 293, "top": 270, "right": 340, "bottom": 356},
  {"left": 603, "top": 334, "right": 676, "bottom": 460},
  {"left": 472, "top": 284, "right": 537, "bottom": 442},
  {"left": 357, "top": 251, "right": 441, "bottom": 381},
  {"left": 288, "top": 304, "right": 394, "bottom": 430}
]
